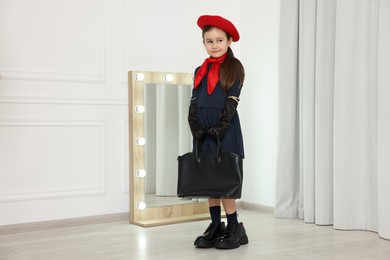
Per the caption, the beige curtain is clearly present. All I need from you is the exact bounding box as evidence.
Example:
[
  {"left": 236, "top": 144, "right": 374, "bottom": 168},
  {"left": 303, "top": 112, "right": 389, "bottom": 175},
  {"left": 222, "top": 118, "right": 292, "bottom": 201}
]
[{"left": 275, "top": 0, "right": 390, "bottom": 240}]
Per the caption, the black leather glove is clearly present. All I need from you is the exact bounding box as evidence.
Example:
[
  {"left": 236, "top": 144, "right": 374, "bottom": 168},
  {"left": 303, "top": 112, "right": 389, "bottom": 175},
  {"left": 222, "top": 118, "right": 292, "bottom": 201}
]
[
  {"left": 188, "top": 102, "right": 206, "bottom": 141},
  {"left": 207, "top": 97, "right": 239, "bottom": 140}
]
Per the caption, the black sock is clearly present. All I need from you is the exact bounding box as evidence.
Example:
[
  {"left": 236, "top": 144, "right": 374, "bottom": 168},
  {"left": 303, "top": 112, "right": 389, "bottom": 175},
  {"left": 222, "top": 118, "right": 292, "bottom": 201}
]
[
  {"left": 226, "top": 211, "right": 239, "bottom": 225},
  {"left": 209, "top": 206, "right": 221, "bottom": 224}
]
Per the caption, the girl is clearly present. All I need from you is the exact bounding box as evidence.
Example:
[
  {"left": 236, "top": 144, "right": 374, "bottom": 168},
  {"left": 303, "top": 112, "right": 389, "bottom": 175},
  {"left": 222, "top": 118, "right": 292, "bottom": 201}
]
[{"left": 188, "top": 14, "right": 248, "bottom": 250}]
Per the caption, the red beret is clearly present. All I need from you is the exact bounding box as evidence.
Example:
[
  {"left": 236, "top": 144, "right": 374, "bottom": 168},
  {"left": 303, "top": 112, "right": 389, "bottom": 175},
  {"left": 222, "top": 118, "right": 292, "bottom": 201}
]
[{"left": 197, "top": 15, "right": 240, "bottom": 42}]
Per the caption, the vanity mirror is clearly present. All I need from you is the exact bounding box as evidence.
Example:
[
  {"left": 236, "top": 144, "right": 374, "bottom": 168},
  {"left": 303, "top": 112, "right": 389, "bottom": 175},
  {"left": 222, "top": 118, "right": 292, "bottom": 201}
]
[{"left": 129, "top": 71, "right": 209, "bottom": 227}]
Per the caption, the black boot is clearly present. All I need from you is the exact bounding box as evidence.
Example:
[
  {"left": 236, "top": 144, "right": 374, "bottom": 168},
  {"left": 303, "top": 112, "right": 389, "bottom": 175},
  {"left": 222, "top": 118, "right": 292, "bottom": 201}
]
[
  {"left": 215, "top": 222, "right": 249, "bottom": 249},
  {"left": 194, "top": 222, "right": 226, "bottom": 248}
]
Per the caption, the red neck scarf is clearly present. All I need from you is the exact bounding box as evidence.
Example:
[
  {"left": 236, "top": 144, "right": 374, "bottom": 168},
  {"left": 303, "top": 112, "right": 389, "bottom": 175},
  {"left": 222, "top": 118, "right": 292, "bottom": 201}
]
[{"left": 194, "top": 53, "right": 227, "bottom": 94}]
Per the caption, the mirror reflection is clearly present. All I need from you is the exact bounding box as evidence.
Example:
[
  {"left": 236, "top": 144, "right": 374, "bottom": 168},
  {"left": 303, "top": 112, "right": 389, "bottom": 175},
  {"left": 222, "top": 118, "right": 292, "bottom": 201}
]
[{"left": 144, "top": 83, "right": 194, "bottom": 207}]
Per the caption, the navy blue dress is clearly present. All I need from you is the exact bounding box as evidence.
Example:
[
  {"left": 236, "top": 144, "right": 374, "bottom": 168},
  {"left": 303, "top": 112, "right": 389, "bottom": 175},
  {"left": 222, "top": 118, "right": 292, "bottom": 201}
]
[{"left": 190, "top": 67, "right": 245, "bottom": 158}]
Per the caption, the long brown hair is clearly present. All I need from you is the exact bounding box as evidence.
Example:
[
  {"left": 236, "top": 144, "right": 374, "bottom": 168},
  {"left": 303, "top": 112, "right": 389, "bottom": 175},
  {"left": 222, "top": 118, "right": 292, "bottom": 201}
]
[{"left": 202, "top": 26, "right": 245, "bottom": 91}]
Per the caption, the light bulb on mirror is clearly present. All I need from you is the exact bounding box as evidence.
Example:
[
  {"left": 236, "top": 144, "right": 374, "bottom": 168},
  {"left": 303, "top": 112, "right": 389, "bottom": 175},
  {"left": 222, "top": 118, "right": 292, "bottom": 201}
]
[
  {"left": 136, "top": 201, "right": 147, "bottom": 210},
  {"left": 164, "top": 74, "right": 174, "bottom": 82},
  {"left": 135, "top": 137, "right": 146, "bottom": 146},
  {"left": 136, "top": 169, "right": 146, "bottom": 178},
  {"left": 135, "top": 73, "right": 145, "bottom": 81},
  {"left": 135, "top": 105, "right": 145, "bottom": 113}
]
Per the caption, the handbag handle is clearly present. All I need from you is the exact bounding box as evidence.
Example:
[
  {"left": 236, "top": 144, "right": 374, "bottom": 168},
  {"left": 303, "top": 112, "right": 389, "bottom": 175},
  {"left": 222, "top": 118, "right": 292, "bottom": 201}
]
[{"left": 195, "top": 139, "right": 221, "bottom": 163}]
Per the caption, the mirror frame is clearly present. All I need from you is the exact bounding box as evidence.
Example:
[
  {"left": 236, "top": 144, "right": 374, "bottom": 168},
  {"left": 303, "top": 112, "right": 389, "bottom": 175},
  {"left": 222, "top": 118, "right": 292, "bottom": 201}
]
[{"left": 128, "top": 71, "right": 209, "bottom": 227}]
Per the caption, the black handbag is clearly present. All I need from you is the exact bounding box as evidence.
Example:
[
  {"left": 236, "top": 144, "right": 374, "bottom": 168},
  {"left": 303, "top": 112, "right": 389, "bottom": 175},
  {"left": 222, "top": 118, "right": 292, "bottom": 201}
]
[{"left": 177, "top": 141, "right": 243, "bottom": 198}]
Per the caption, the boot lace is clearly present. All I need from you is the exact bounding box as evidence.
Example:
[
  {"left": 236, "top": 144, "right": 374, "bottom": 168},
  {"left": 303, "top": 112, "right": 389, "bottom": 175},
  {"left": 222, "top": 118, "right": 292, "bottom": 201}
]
[
  {"left": 221, "top": 224, "right": 233, "bottom": 238},
  {"left": 204, "top": 222, "right": 217, "bottom": 233}
]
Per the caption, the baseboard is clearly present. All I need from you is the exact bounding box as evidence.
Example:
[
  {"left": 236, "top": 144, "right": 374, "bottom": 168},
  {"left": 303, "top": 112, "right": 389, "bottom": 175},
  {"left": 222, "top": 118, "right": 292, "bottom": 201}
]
[
  {"left": 237, "top": 201, "right": 274, "bottom": 214},
  {"left": 0, "top": 212, "right": 129, "bottom": 235},
  {"left": 0, "top": 202, "right": 273, "bottom": 234}
]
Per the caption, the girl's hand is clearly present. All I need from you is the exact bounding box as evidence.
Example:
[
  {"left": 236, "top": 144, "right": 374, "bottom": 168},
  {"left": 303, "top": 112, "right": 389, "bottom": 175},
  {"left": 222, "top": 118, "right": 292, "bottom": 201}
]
[{"left": 207, "top": 127, "right": 221, "bottom": 140}]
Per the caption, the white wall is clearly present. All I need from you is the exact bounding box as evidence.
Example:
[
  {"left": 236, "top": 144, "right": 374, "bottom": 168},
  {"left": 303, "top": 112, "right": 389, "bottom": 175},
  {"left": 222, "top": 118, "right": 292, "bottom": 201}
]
[
  {"left": 127, "top": 0, "right": 241, "bottom": 72},
  {"left": 0, "top": 0, "right": 131, "bottom": 226},
  {"left": 0, "top": 0, "right": 280, "bottom": 226},
  {"left": 239, "top": 0, "right": 280, "bottom": 206}
]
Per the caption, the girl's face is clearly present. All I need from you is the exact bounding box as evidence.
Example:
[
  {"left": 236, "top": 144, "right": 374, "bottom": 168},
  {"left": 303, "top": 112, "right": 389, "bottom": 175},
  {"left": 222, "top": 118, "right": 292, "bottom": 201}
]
[{"left": 203, "top": 27, "right": 232, "bottom": 58}]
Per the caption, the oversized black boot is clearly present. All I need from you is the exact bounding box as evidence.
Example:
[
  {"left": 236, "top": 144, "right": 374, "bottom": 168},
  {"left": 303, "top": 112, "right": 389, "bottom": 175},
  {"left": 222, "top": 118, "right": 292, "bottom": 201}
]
[
  {"left": 214, "top": 222, "right": 249, "bottom": 249},
  {"left": 194, "top": 222, "right": 226, "bottom": 248}
]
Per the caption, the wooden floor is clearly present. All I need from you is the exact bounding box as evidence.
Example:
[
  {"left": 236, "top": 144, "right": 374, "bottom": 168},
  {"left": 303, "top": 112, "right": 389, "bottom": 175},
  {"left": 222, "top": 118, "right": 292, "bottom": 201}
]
[{"left": 0, "top": 209, "right": 389, "bottom": 259}]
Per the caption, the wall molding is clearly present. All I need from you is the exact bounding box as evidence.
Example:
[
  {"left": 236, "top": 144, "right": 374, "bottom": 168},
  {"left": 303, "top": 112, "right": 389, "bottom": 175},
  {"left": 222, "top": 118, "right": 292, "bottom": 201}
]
[
  {"left": 0, "top": 69, "right": 106, "bottom": 83},
  {"left": 121, "top": 0, "right": 130, "bottom": 85},
  {"left": 0, "top": 94, "right": 127, "bottom": 105},
  {"left": 0, "top": 116, "right": 107, "bottom": 202},
  {"left": 122, "top": 117, "right": 130, "bottom": 194}
]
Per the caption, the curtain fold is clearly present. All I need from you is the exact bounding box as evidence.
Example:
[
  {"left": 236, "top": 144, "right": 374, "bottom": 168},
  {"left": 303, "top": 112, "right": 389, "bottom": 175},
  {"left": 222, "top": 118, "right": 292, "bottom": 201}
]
[
  {"left": 276, "top": 0, "right": 390, "bottom": 240},
  {"left": 274, "top": 0, "right": 300, "bottom": 219}
]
